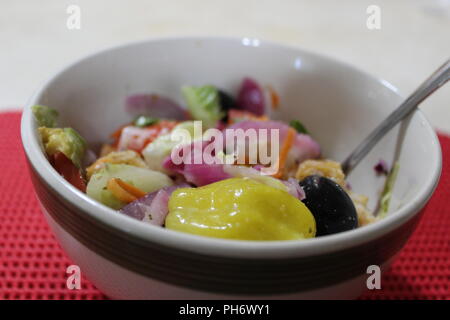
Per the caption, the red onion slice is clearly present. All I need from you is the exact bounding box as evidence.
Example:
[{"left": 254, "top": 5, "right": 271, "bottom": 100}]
[
  {"left": 236, "top": 77, "right": 265, "bottom": 116},
  {"left": 119, "top": 183, "right": 190, "bottom": 226}
]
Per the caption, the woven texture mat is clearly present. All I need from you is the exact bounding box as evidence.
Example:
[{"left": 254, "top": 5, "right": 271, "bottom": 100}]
[{"left": 0, "top": 111, "right": 448, "bottom": 300}]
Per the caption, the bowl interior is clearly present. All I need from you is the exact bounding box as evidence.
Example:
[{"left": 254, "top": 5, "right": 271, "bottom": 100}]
[{"left": 23, "top": 37, "right": 441, "bottom": 255}]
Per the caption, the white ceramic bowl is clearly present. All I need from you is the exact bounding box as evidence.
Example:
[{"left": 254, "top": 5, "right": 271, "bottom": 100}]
[{"left": 21, "top": 37, "right": 441, "bottom": 299}]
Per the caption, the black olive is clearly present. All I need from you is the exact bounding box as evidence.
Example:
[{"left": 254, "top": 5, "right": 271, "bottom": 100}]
[
  {"left": 300, "top": 175, "right": 358, "bottom": 236},
  {"left": 218, "top": 90, "right": 237, "bottom": 121}
]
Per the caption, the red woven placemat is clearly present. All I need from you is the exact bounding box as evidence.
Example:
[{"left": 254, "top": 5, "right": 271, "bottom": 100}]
[{"left": 0, "top": 111, "right": 448, "bottom": 300}]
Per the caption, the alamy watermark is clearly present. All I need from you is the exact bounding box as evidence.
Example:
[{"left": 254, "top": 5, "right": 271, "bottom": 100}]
[
  {"left": 366, "top": 265, "right": 381, "bottom": 290},
  {"left": 366, "top": 5, "right": 381, "bottom": 30},
  {"left": 66, "top": 5, "right": 81, "bottom": 30},
  {"left": 66, "top": 265, "right": 81, "bottom": 290}
]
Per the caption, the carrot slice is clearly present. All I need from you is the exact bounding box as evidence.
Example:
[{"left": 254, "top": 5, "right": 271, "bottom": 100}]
[
  {"left": 272, "top": 128, "right": 296, "bottom": 179},
  {"left": 106, "top": 178, "right": 146, "bottom": 203},
  {"left": 227, "top": 109, "right": 269, "bottom": 125},
  {"left": 267, "top": 85, "right": 280, "bottom": 110},
  {"left": 115, "top": 178, "right": 147, "bottom": 198}
]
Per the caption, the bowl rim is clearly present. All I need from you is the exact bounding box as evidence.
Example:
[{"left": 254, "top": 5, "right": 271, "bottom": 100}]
[{"left": 21, "top": 36, "right": 442, "bottom": 259}]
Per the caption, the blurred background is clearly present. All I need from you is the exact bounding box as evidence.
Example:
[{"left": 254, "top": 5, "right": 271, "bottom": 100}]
[{"left": 1, "top": 0, "right": 449, "bottom": 131}]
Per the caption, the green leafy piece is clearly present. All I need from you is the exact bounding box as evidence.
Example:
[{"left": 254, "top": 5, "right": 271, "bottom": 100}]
[
  {"left": 32, "top": 105, "right": 59, "bottom": 128},
  {"left": 289, "top": 120, "right": 309, "bottom": 134},
  {"left": 86, "top": 164, "right": 173, "bottom": 209},
  {"left": 38, "top": 127, "right": 86, "bottom": 168},
  {"left": 133, "top": 115, "right": 159, "bottom": 128},
  {"left": 182, "top": 85, "right": 224, "bottom": 128},
  {"left": 377, "top": 161, "right": 400, "bottom": 218}
]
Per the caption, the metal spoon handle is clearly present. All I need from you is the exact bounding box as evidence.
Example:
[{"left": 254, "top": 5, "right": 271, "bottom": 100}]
[{"left": 342, "top": 59, "right": 450, "bottom": 175}]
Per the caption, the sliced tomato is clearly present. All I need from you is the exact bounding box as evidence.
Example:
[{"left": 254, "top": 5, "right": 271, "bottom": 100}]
[
  {"left": 227, "top": 109, "right": 268, "bottom": 125},
  {"left": 115, "top": 121, "right": 178, "bottom": 153},
  {"left": 49, "top": 152, "right": 87, "bottom": 192}
]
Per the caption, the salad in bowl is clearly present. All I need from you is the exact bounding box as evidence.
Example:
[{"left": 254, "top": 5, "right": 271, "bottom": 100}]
[{"left": 32, "top": 77, "right": 390, "bottom": 241}]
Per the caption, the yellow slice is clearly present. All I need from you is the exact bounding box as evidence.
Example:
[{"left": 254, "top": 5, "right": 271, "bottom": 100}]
[{"left": 166, "top": 178, "right": 316, "bottom": 240}]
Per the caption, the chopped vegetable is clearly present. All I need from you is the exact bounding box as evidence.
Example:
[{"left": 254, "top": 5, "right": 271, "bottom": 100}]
[
  {"left": 236, "top": 77, "right": 265, "bottom": 116},
  {"left": 119, "top": 184, "right": 191, "bottom": 225},
  {"left": 86, "top": 150, "right": 147, "bottom": 179},
  {"left": 377, "top": 161, "right": 400, "bottom": 218},
  {"left": 142, "top": 121, "right": 202, "bottom": 173},
  {"left": 289, "top": 120, "right": 309, "bottom": 134},
  {"left": 116, "top": 126, "right": 155, "bottom": 152},
  {"left": 107, "top": 178, "right": 146, "bottom": 203},
  {"left": 176, "top": 163, "right": 230, "bottom": 186},
  {"left": 38, "top": 127, "right": 86, "bottom": 168},
  {"left": 289, "top": 134, "right": 321, "bottom": 171},
  {"left": 117, "top": 121, "right": 177, "bottom": 153},
  {"left": 163, "top": 141, "right": 231, "bottom": 186},
  {"left": 86, "top": 164, "right": 173, "bottom": 209},
  {"left": 32, "top": 105, "right": 59, "bottom": 128},
  {"left": 282, "top": 178, "right": 305, "bottom": 200},
  {"left": 182, "top": 85, "right": 224, "bottom": 128},
  {"left": 134, "top": 116, "right": 159, "bottom": 128},
  {"left": 49, "top": 152, "right": 86, "bottom": 192},
  {"left": 227, "top": 109, "right": 268, "bottom": 124},
  {"left": 267, "top": 85, "right": 280, "bottom": 110},
  {"left": 226, "top": 120, "right": 319, "bottom": 155},
  {"left": 374, "top": 159, "right": 389, "bottom": 176},
  {"left": 110, "top": 124, "right": 128, "bottom": 147},
  {"left": 223, "top": 165, "right": 288, "bottom": 192},
  {"left": 224, "top": 120, "right": 320, "bottom": 173},
  {"left": 125, "top": 94, "right": 188, "bottom": 120},
  {"left": 166, "top": 178, "right": 316, "bottom": 240}
]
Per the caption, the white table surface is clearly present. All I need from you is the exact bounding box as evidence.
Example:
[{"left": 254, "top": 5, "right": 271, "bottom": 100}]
[{"left": 1, "top": 0, "right": 449, "bottom": 132}]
